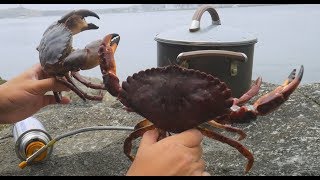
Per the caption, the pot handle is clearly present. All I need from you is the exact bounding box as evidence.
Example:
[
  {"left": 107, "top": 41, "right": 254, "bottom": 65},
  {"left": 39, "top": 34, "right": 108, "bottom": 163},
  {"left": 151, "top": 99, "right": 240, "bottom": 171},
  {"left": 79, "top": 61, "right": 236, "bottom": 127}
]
[
  {"left": 176, "top": 50, "right": 247, "bottom": 76},
  {"left": 189, "top": 4, "right": 221, "bottom": 32}
]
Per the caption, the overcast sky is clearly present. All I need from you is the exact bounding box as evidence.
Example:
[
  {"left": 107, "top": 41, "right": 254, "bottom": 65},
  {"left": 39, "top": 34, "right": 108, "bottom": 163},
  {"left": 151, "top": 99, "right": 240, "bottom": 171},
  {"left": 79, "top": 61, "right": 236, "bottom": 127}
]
[{"left": 0, "top": 4, "right": 137, "bottom": 10}]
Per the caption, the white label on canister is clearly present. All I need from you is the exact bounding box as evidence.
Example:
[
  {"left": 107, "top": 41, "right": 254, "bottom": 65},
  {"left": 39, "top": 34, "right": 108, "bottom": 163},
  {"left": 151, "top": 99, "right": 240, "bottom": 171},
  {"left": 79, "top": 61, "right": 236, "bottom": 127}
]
[{"left": 13, "top": 117, "right": 46, "bottom": 137}]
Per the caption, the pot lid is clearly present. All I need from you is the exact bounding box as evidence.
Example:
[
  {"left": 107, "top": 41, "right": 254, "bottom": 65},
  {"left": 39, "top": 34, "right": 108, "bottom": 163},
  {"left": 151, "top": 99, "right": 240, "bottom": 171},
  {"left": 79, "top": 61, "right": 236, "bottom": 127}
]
[{"left": 155, "top": 5, "right": 257, "bottom": 46}]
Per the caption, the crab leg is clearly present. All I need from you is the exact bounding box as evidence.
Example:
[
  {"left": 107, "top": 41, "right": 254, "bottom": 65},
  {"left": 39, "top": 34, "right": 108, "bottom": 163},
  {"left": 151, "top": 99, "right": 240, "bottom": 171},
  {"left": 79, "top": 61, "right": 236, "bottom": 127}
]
[
  {"left": 64, "top": 74, "right": 104, "bottom": 101},
  {"left": 233, "top": 77, "right": 262, "bottom": 106},
  {"left": 133, "top": 119, "right": 153, "bottom": 130},
  {"left": 53, "top": 92, "right": 62, "bottom": 103},
  {"left": 55, "top": 77, "right": 86, "bottom": 101},
  {"left": 124, "top": 120, "right": 155, "bottom": 161},
  {"left": 196, "top": 126, "right": 254, "bottom": 173},
  {"left": 98, "top": 34, "right": 121, "bottom": 97},
  {"left": 205, "top": 120, "right": 247, "bottom": 141},
  {"left": 124, "top": 119, "right": 171, "bottom": 161},
  {"left": 224, "top": 65, "right": 304, "bottom": 123},
  {"left": 71, "top": 71, "right": 105, "bottom": 89}
]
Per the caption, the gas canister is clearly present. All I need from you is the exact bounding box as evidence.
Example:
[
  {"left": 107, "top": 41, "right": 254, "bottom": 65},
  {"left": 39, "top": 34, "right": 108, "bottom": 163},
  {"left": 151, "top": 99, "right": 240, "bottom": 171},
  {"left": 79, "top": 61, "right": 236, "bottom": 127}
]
[{"left": 12, "top": 116, "right": 53, "bottom": 164}]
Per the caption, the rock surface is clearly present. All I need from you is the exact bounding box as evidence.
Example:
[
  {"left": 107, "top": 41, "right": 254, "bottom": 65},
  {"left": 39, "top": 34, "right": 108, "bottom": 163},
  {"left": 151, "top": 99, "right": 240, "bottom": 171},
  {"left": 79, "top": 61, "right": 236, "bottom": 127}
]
[
  {"left": 0, "top": 77, "right": 6, "bottom": 85},
  {"left": 0, "top": 79, "right": 319, "bottom": 176}
]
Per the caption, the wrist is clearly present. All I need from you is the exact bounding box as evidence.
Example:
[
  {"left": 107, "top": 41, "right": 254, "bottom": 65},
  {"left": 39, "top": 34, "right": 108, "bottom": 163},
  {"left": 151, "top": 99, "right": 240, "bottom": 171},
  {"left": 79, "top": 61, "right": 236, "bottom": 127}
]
[
  {"left": 0, "top": 85, "right": 7, "bottom": 112},
  {"left": 0, "top": 84, "right": 13, "bottom": 116}
]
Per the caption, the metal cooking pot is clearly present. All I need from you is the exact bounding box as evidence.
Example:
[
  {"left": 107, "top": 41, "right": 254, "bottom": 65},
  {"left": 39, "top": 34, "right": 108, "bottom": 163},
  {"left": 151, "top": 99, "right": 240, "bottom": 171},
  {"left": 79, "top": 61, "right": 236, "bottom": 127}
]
[{"left": 154, "top": 4, "right": 258, "bottom": 98}]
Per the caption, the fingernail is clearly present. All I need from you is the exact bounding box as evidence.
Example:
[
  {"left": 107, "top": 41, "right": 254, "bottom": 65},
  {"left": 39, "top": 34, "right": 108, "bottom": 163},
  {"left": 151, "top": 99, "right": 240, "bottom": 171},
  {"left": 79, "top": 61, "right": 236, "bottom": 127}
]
[
  {"left": 145, "top": 129, "right": 157, "bottom": 136},
  {"left": 202, "top": 171, "right": 211, "bottom": 176}
]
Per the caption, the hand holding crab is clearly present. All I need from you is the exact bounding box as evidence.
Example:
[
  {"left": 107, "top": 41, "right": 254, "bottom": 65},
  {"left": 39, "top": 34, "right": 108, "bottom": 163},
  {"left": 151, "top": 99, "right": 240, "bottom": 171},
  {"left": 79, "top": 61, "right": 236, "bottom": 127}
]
[
  {"left": 97, "top": 35, "right": 304, "bottom": 173},
  {"left": 37, "top": 9, "right": 120, "bottom": 102}
]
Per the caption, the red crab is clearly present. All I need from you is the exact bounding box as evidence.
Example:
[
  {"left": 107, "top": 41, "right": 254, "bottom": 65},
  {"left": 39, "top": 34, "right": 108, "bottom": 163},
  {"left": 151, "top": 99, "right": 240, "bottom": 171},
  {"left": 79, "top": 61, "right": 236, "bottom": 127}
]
[{"left": 97, "top": 34, "right": 304, "bottom": 173}]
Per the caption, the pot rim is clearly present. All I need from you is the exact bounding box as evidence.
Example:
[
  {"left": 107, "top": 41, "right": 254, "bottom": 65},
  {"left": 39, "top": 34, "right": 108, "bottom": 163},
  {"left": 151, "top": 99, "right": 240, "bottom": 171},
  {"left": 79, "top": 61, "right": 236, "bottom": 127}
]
[{"left": 154, "top": 36, "right": 258, "bottom": 46}]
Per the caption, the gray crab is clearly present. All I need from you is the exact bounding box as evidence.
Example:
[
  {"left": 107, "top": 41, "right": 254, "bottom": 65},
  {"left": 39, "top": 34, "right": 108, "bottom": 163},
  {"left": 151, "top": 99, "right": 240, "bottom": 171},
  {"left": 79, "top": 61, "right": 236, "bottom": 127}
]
[{"left": 37, "top": 9, "right": 120, "bottom": 102}]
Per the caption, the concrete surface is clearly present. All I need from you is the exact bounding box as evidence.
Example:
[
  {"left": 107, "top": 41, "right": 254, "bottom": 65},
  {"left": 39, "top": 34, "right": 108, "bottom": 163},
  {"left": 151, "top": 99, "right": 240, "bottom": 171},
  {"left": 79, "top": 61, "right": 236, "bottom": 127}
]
[{"left": 0, "top": 80, "right": 319, "bottom": 176}]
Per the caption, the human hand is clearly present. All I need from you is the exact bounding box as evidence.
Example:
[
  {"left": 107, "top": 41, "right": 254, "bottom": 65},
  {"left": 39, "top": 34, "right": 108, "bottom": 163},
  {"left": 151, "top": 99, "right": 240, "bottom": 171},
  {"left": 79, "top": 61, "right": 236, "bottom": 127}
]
[
  {"left": 0, "top": 63, "right": 71, "bottom": 124},
  {"left": 126, "top": 128, "right": 210, "bottom": 176}
]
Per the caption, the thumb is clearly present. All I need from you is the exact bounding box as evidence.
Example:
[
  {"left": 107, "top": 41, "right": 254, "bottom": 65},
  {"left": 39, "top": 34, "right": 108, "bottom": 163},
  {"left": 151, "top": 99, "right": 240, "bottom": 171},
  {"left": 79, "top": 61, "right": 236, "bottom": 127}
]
[
  {"left": 31, "top": 78, "right": 70, "bottom": 94},
  {"left": 42, "top": 95, "right": 71, "bottom": 107},
  {"left": 138, "top": 129, "right": 159, "bottom": 148}
]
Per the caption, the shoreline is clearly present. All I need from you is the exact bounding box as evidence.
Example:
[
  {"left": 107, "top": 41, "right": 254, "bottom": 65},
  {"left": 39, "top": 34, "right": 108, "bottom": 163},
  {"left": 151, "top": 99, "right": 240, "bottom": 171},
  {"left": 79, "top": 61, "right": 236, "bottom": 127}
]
[{"left": 0, "top": 4, "right": 287, "bottom": 19}]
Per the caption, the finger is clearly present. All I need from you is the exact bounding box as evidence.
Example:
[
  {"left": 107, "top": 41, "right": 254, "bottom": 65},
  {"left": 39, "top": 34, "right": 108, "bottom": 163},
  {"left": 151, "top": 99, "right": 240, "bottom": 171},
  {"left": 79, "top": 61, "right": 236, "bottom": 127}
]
[
  {"left": 189, "top": 159, "right": 206, "bottom": 176},
  {"left": 42, "top": 95, "right": 71, "bottom": 106},
  {"left": 139, "top": 129, "right": 159, "bottom": 148},
  {"left": 12, "top": 64, "right": 42, "bottom": 81},
  {"left": 60, "top": 96, "right": 72, "bottom": 104},
  {"left": 188, "top": 145, "right": 203, "bottom": 162},
  {"left": 164, "top": 129, "right": 203, "bottom": 148},
  {"left": 30, "top": 63, "right": 51, "bottom": 80},
  {"left": 31, "top": 63, "right": 43, "bottom": 75},
  {"left": 31, "top": 78, "right": 70, "bottom": 94}
]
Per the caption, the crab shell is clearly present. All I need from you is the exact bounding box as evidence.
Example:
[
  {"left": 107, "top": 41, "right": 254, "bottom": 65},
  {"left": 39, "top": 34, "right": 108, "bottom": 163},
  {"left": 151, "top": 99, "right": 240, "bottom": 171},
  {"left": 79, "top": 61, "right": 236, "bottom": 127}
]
[
  {"left": 38, "top": 24, "right": 73, "bottom": 76},
  {"left": 37, "top": 9, "right": 100, "bottom": 77},
  {"left": 119, "top": 65, "right": 234, "bottom": 133}
]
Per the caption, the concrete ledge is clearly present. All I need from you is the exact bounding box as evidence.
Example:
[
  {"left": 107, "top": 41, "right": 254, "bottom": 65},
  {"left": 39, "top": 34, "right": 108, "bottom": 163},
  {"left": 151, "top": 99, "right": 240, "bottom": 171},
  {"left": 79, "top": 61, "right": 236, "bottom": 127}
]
[{"left": 0, "top": 81, "right": 319, "bottom": 176}]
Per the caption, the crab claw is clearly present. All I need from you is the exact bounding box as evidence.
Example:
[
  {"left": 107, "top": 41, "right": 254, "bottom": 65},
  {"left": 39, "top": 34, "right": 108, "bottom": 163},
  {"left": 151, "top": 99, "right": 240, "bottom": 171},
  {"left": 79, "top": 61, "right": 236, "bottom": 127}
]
[
  {"left": 98, "top": 33, "right": 121, "bottom": 97},
  {"left": 233, "top": 77, "right": 262, "bottom": 106},
  {"left": 225, "top": 66, "right": 304, "bottom": 124},
  {"left": 253, "top": 65, "right": 304, "bottom": 115},
  {"left": 106, "top": 33, "right": 121, "bottom": 53},
  {"left": 100, "top": 33, "right": 120, "bottom": 57},
  {"left": 58, "top": 9, "right": 100, "bottom": 35},
  {"left": 59, "top": 9, "right": 100, "bottom": 22}
]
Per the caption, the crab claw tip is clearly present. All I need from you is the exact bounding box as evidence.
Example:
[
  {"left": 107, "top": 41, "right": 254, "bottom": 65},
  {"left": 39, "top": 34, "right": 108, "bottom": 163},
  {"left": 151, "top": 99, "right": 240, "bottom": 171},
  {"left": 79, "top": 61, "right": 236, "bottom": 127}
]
[
  {"left": 102, "top": 33, "right": 120, "bottom": 47},
  {"left": 111, "top": 33, "right": 120, "bottom": 38},
  {"left": 298, "top": 65, "right": 304, "bottom": 81},
  {"left": 110, "top": 33, "right": 120, "bottom": 45},
  {"left": 87, "top": 23, "right": 99, "bottom": 30},
  {"left": 59, "top": 9, "right": 100, "bottom": 23},
  {"left": 76, "top": 9, "right": 100, "bottom": 19}
]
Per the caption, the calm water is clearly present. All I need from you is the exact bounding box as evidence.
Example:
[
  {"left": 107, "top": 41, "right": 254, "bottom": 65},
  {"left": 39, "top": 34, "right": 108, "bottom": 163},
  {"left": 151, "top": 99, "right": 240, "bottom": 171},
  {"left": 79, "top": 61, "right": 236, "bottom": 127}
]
[{"left": 0, "top": 4, "right": 319, "bottom": 85}]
